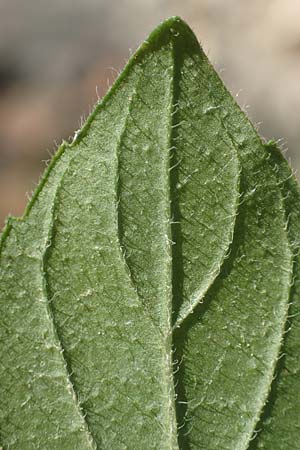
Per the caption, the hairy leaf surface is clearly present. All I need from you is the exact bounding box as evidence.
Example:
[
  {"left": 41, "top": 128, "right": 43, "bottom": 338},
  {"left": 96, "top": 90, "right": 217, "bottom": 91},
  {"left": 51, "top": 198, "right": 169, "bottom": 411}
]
[
  {"left": 0, "top": 17, "right": 298, "bottom": 450},
  {"left": 248, "top": 142, "right": 300, "bottom": 450}
]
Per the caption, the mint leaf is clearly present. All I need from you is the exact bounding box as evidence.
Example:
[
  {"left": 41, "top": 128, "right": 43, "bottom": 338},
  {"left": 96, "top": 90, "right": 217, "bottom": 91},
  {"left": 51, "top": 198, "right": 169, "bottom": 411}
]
[
  {"left": 0, "top": 143, "right": 95, "bottom": 449},
  {"left": 248, "top": 142, "right": 300, "bottom": 450},
  {"left": 0, "top": 17, "right": 298, "bottom": 450}
]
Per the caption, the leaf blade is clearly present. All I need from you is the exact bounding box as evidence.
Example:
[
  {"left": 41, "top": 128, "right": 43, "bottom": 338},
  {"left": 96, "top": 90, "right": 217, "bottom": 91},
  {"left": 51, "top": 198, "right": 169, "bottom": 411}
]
[
  {"left": 46, "top": 30, "right": 178, "bottom": 450},
  {"left": 0, "top": 16, "right": 298, "bottom": 450},
  {"left": 43, "top": 19, "right": 241, "bottom": 448},
  {"left": 0, "top": 144, "right": 96, "bottom": 449},
  {"left": 173, "top": 40, "right": 293, "bottom": 449},
  {"left": 249, "top": 142, "right": 300, "bottom": 450}
]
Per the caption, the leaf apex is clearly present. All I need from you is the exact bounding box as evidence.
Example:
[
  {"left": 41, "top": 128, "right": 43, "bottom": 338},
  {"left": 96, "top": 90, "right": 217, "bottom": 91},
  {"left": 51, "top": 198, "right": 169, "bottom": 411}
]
[{"left": 141, "top": 16, "right": 199, "bottom": 52}]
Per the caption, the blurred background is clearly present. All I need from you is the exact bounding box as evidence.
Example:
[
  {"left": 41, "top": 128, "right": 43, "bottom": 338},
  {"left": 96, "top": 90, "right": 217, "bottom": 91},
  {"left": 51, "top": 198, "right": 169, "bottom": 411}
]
[{"left": 1, "top": 0, "right": 300, "bottom": 227}]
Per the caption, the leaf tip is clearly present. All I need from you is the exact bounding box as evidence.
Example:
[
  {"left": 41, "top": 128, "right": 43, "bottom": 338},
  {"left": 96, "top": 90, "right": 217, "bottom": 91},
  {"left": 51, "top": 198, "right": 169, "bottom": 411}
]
[{"left": 141, "top": 16, "right": 200, "bottom": 53}]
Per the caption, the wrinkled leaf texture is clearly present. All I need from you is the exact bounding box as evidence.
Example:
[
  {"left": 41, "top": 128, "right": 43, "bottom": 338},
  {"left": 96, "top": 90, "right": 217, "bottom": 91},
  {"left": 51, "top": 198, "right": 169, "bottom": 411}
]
[{"left": 0, "top": 17, "right": 299, "bottom": 450}]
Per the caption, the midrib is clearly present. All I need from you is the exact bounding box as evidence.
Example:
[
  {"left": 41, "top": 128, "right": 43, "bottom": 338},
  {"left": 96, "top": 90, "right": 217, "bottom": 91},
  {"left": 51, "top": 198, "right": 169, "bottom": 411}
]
[{"left": 160, "top": 38, "right": 181, "bottom": 450}]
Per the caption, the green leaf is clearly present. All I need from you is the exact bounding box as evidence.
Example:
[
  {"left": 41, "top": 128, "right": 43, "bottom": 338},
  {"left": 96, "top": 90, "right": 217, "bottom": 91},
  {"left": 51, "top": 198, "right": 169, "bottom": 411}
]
[
  {"left": 0, "top": 16, "right": 298, "bottom": 450},
  {"left": 248, "top": 142, "right": 300, "bottom": 450}
]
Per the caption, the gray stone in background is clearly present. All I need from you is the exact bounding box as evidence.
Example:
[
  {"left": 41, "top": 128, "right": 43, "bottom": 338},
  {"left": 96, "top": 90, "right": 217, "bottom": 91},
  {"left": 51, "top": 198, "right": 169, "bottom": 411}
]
[{"left": 0, "top": 0, "right": 299, "bottom": 225}]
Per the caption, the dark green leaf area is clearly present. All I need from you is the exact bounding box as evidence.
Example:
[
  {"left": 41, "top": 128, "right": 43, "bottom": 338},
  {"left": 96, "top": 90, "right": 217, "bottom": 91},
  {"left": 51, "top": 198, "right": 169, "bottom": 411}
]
[
  {"left": 0, "top": 17, "right": 298, "bottom": 450},
  {"left": 248, "top": 143, "right": 300, "bottom": 450}
]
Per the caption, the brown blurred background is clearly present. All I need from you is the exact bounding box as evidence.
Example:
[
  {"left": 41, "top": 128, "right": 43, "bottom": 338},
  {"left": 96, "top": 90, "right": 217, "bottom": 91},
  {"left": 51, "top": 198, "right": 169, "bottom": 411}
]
[{"left": 1, "top": 0, "right": 300, "bottom": 227}]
